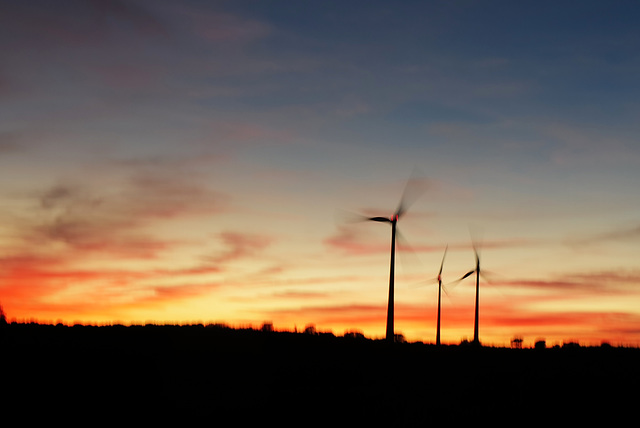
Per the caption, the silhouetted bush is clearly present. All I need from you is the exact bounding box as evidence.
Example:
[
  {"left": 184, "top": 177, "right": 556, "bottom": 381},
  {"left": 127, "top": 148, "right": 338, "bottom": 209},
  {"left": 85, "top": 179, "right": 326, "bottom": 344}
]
[
  {"left": 261, "top": 321, "right": 273, "bottom": 332},
  {"left": 343, "top": 330, "right": 365, "bottom": 340},
  {"left": 535, "top": 340, "right": 546, "bottom": 350},
  {"left": 0, "top": 304, "right": 6, "bottom": 326}
]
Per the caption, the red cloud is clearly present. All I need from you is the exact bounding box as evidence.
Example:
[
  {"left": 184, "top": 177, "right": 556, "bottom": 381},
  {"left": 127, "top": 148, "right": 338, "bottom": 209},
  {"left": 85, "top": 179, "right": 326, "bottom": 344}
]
[
  {"left": 264, "top": 303, "right": 387, "bottom": 328},
  {"left": 0, "top": 168, "right": 237, "bottom": 322},
  {"left": 0, "top": 158, "right": 280, "bottom": 322},
  {"left": 140, "top": 282, "right": 223, "bottom": 306},
  {"left": 0, "top": 252, "right": 226, "bottom": 323},
  {"left": 208, "top": 231, "right": 273, "bottom": 263},
  {"left": 270, "top": 290, "right": 330, "bottom": 299},
  {"left": 0, "top": 221, "right": 276, "bottom": 323}
]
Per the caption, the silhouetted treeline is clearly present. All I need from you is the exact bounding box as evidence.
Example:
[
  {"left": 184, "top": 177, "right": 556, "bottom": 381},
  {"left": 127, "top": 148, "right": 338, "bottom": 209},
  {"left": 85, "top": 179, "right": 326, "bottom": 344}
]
[{"left": 2, "top": 322, "right": 638, "bottom": 424}]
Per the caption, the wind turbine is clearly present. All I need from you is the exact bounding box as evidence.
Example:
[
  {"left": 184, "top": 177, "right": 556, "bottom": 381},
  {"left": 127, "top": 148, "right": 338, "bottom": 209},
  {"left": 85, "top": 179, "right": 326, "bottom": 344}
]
[
  {"left": 435, "top": 245, "right": 448, "bottom": 346},
  {"left": 458, "top": 240, "right": 484, "bottom": 346},
  {"left": 359, "top": 174, "right": 427, "bottom": 343},
  {"left": 413, "top": 245, "right": 448, "bottom": 345}
]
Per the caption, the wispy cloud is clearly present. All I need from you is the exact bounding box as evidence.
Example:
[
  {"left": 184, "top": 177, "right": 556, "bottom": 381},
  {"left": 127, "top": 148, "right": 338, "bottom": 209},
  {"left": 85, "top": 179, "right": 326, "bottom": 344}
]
[
  {"left": 565, "top": 223, "right": 640, "bottom": 248},
  {"left": 18, "top": 171, "right": 225, "bottom": 259},
  {"left": 485, "top": 269, "right": 640, "bottom": 298},
  {"left": 325, "top": 224, "right": 536, "bottom": 256},
  {"left": 323, "top": 226, "right": 391, "bottom": 256},
  {"left": 270, "top": 290, "right": 330, "bottom": 300},
  {"left": 169, "top": 5, "right": 272, "bottom": 44},
  {"left": 546, "top": 123, "right": 640, "bottom": 167},
  {"left": 0, "top": 0, "right": 167, "bottom": 49},
  {"left": 207, "top": 232, "right": 273, "bottom": 264},
  {"left": 0, "top": 159, "right": 242, "bottom": 320}
]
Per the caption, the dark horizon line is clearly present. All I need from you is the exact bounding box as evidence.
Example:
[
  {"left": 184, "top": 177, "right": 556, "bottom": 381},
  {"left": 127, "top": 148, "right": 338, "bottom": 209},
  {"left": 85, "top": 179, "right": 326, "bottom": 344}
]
[{"left": 3, "top": 319, "right": 637, "bottom": 350}]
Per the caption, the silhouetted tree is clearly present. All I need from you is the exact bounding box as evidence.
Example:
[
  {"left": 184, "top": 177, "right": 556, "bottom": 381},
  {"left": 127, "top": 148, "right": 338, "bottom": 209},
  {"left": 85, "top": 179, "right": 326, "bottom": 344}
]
[
  {"left": 535, "top": 340, "right": 546, "bottom": 350},
  {"left": 0, "top": 303, "right": 6, "bottom": 326},
  {"left": 261, "top": 321, "right": 273, "bottom": 332},
  {"left": 511, "top": 336, "right": 523, "bottom": 349}
]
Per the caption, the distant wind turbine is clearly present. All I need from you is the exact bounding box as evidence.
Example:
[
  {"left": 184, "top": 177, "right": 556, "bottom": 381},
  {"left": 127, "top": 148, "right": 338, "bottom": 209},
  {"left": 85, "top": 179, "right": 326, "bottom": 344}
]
[
  {"left": 412, "top": 245, "right": 448, "bottom": 345},
  {"left": 352, "top": 172, "right": 427, "bottom": 343},
  {"left": 435, "top": 245, "right": 448, "bottom": 346}
]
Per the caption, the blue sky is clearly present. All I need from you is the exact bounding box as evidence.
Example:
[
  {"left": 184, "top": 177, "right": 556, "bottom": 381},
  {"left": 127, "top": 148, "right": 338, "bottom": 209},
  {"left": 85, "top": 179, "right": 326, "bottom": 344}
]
[{"left": 1, "top": 0, "right": 639, "bottom": 346}]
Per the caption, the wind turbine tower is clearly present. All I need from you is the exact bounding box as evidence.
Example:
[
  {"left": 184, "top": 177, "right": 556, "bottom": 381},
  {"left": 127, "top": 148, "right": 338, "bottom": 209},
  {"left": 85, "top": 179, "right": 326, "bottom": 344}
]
[
  {"left": 365, "top": 173, "right": 426, "bottom": 343},
  {"left": 368, "top": 213, "right": 399, "bottom": 343},
  {"left": 459, "top": 244, "right": 482, "bottom": 346}
]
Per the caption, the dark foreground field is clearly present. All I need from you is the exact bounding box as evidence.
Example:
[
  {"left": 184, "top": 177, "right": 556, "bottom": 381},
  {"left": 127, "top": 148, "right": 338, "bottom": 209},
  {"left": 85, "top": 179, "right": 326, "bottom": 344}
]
[{"left": 2, "top": 323, "right": 638, "bottom": 424}]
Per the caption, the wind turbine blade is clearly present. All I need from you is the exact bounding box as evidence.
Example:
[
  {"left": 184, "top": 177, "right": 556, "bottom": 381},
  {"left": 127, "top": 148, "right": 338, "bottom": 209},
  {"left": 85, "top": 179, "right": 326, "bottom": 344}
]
[
  {"left": 469, "top": 224, "right": 484, "bottom": 258},
  {"left": 480, "top": 270, "right": 494, "bottom": 283},
  {"left": 460, "top": 270, "right": 475, "bottom": 280},
  {"left": 396, "top": 228, "right": 422, "bottom": 273},
  {"left": 396, "top": 228, "right": 412, "bottom": 251},
  {"left": 394, "top": 168, "right": 428, "bottom": 218},
  {"left": 409, "top": 278, "right": 439, "bottom": 288},
  {"left": 443, "top": 272, "right": 472, "bottom": 292},
  {"left": 438, "top": 245, "right": 448, "bottom": 276},
  {"left": 444, "top": 278, "right": 464, "bottom": 292},
  {"left": 335, "top": 209, "right": 372, "bottom": 224},
  {"left": 441, "top": 283, "right": 451, "bottom": 297}
]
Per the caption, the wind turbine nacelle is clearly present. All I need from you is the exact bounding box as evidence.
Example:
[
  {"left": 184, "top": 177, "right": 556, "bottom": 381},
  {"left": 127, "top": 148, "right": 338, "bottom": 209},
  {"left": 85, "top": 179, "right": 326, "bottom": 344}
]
[{"left": 369, "top": 216, "right": 393, "bottom": 223}]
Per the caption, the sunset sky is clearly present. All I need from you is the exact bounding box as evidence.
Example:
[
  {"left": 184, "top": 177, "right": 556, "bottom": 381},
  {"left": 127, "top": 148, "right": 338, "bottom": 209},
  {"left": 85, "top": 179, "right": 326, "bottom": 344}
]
[{"left": 2, "top": 0, "right": 640, "bottom": 346}]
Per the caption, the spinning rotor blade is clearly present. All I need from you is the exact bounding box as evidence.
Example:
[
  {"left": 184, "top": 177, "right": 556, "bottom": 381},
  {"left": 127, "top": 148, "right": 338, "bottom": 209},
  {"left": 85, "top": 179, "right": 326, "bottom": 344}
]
[
  {"left": 479, "top": 269, "right": 500, "bottom": 283},
  {"left": 469, "top": 225, "right": 484, "bottom": 264},
  {"left": 443, "top": 278, "right": 464, "bottom": 292},
  {"left": 394, "top": 168, "right": 428, "bottom": 218},
  {"left": 438, "top": 245, "right": 448, "bottom": 277},
  {"left": 396, "top": 228, "right": 422, "bottom": 272},
  {"left": 335, "top": 209, "right": 373, "bottom": 224},
  {"left": 409, "top": 278, "right": 439, "bottom": 288},
  {"left": 460, "top": 270, "right": 475, "bottom": 281}
]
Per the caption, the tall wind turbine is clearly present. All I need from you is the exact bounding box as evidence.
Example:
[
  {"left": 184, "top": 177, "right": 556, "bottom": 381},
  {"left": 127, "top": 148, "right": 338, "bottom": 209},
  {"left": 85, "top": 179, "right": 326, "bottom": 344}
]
[
  {"left": 364, "top": 174, "right": 426, "bottom": 342},
  {"left": 459, "top": 241, "right": 483, "bottom": 346}
]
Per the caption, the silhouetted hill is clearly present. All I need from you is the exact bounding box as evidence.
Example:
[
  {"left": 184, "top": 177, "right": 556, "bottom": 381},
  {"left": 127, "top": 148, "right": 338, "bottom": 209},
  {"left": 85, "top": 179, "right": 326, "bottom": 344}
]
[{"left": 2, "top": 323, "right": 638, "bottom": 424}]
